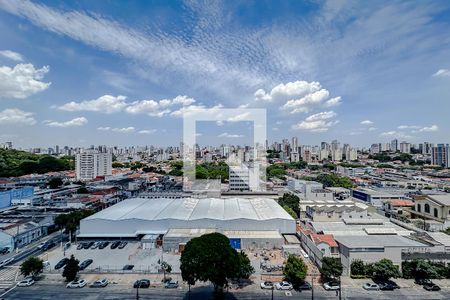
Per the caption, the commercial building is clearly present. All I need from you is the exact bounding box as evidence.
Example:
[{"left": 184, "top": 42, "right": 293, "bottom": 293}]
[
  {"left": 79, "top": 197, "right": 296, "bottom": 249},
  {"left": 409, "top": 194, "right": 450, "bottom": 230},
  {"left": 75, "top": 150, "right": 112, "bottom": 181},
  {"left": 228, "top": 164, "right": 260, "bottom": 191},
  {"left": 351, "top": 188, "right": 403, "bottom": 208}
]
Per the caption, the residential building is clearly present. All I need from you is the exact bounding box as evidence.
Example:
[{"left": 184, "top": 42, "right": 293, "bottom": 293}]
[
  {"left": 75, "top": 150, "right": 112, "bottom": 181},
  {"left": 409, "top": 194, "right": 450, "bottom": 230},
  {"left": 431, "top": 144, "right": 450, "bottom": 168}
]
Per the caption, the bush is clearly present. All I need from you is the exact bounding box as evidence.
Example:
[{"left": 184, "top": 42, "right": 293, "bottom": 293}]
[{"left": 350, "top": 274, "right": 368, "bottom": 279}]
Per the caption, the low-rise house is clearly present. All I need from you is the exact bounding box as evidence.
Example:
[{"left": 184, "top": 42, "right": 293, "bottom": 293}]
[
  {"left": 408, "top": 194, "right": 450, "bottom": 230},
  {"left": 297, "top": 226, "right": 339, "bottom": 267},
  {"left": 383, "top": 199, "right": 415, "bottom": 219}
]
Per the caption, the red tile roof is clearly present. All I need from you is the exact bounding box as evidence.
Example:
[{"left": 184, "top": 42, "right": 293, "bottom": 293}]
[{"left": 387, "top": 199, "right": 415, "bottom": 207}]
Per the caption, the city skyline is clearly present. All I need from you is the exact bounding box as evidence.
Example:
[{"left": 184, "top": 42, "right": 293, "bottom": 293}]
[{"left": 1, "top": 0, "right": 450, "bottom": 148}]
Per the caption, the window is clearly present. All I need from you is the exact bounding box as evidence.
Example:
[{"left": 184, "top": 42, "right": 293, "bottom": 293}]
[
  {"left": 417, "top": 204, "right": 421, "bottom": 212},
  {"left": 425, "top": 204, "right": 430, "bottom": 213},
  {"left": 434, "top": 208, "right": 438, "bottom": 218}
]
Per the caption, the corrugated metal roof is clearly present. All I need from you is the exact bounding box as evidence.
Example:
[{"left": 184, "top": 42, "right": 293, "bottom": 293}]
[{"left": 85, "top": 197, "right": 293, "bottom": 222}]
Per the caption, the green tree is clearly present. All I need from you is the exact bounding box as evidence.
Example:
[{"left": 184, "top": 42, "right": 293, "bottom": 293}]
[
  {"left": 161, "top": 261, "right": 172, "bottom": 282},
  {"left": 180, "top": 233, "right": 253, "bottom": 290},
  {"left": 236, "top": 251, "right": 254, "bottom": 280},
  {"left": 320, "top": 257, "right": 343, "bottom": 281},
  {"left": 371, "top": 259, "right": 400, "bottom": 281},
  {"left": 48, "top": 177, "right": 63, "bottom": 189},
  {"left": 415, "top": 260, "right": 438, "bottom": 280},
  {"left": 278, "top": 193, "right": 300, "bottom": 215},
  {"left": 350, "top": 259, "right": 366, "bottom": 276},
  {"left": 283, "top": 205, "right": 298, "bottom": 219},
  {"left": 283, "top": 254, "right": 308, "bottom": 286},
  {"left": 20, "top": 256, "right": 44, "bottom": 278},
  {"left": 76, "top": 187, "right": 88, "bottom": 194},
  {"left": 62, "top": 255, "right": 79, "bottom": 282}
]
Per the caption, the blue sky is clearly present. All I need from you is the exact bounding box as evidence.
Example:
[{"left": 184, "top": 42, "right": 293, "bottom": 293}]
[{"left": 0, "top": 0, "right": 449, "bottom": 148}]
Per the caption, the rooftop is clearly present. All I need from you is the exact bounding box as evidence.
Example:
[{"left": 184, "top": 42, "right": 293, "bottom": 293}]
[{"left": 335, "top": 235, "right": 427, "bottom": 248}]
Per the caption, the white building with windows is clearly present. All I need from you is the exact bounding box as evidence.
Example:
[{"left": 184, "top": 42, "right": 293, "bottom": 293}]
[{"left": 75, "top": 150, "right": 112, "bottom": 181}]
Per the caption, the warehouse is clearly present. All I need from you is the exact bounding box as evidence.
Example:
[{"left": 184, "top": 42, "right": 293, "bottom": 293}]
[{"left": 78, "top": 197, "right": 295, "bottom": 249}]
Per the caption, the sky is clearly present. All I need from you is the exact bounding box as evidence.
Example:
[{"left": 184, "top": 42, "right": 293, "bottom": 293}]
[{"left": 0, "top": 0, "right": 449, "bottom": 149}]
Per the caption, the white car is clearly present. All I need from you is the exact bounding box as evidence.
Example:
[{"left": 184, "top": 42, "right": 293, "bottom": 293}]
[
  {"left": 67, "top": 279, "right": 88, "bottom": 288},
  {"left": 323, "top": 281, "right": 340, "bottom": 291},
  {"left": 17, "top": 278, "right": 35, "bottom": 287},
  {"left": 260, "top": 281, "right": 274, "bottom": 289},
  {"left": 363, "top": 283, "right": 380, "bottom": 291},
  {"left": 0, "top": 257, "right": 14, "bottom": 268},
  {"left": 275, "top": 281, "right": 293, "bottom": 290}
]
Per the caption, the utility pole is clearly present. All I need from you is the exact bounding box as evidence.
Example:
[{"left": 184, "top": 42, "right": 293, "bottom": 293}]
[
  {"left": 135, "top": 284, "right": 139, "bottom": 300},
  {"left": 339, "top": 276, "right": 342, "bottom": 300}
]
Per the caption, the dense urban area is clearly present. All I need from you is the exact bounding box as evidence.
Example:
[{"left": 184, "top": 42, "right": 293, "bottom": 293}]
[{"left": 0, "top": 139, "right": 449, "bottom": 299}]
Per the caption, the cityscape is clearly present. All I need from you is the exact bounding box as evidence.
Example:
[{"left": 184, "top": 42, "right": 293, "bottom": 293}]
[{"left": 1, "top": 1, "right": 450, "bottom": 300}]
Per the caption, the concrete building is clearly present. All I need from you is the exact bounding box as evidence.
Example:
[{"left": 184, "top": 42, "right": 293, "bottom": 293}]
[
  {"left": 351, "top": 188, "right": 404, "bottom": 208},
  {"left": 79, "top": 197, "right": 296, "bottom": 246},
  {"left": 306, "top": 205, "right": 368, "bottom": 222},
  {"left": 297, "top": 227, "right": 339, "bottom": 268},
  {"left": 409, "top": 194, "right": 450, "bottom": 230},
  {"left": 400, "top": 142, "right": 411, "bottom": 154},
  {"left": 431, "top": 144, "right": 449, "bottom": 168},
  {"left": 75, "top": 150, "right": 112, "bottom": 181},
  {"left": 229, "top": 164, "right": 260, "bottom": 191}
]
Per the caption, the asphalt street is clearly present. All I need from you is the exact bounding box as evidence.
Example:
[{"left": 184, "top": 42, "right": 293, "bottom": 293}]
[{"left": 1, "top": 283, "right": 449, "bottom": 300}]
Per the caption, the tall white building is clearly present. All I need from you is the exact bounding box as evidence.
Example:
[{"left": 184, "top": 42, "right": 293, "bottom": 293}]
[
  {"left": 331, "top": 148, "right": 343, "bottom": 162},
  {"left": 228, "top": 163, "right": 260, "bottom": 191},
  {"left": 76, "top": 150, "right": 112, "bottom": 181},
  {"left": 400, "top": 142, "right": 411, "bottom": 154}
]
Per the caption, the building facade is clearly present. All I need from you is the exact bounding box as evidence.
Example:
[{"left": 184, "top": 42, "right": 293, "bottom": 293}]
[{"left": 75, "top": 150, "right": 112, "bottom": 180}]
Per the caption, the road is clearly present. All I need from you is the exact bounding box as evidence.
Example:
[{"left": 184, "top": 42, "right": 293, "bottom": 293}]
[{"left": 1, "top": 283, "right": 449, "bottom": 300}]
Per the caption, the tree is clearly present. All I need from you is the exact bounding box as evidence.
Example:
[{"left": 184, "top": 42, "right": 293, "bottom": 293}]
[
  {"left": 283, "top": 255, "right": 308, "bottom": 286},
  {"left": 320, "top": 257, "right": 343, "bottom": 280},
  {"left": 415, "top": 260, "right": 438, "bottom": 280},
  {"left": 283, "top": 205, "right": 298, "bottom": 219},
  {"left": 278, "top": 193, "right": 300, "bottom": 215},
  {"left": 76, "top": 187, "right": 88, "bottom": 194},
  {"left": 371, "top": 259, "right": 400, "bottom": 281},
  {"left": 161, "top": 261, "right": 172, "bottom": 282},
  {"left": 48, "top": 177, "right": 63, "bottom": 189},
  {"left": 236, "top": 251, "right": 255, "bottom": 280},
  {"left": 20, "top": 257, "right": 44, "bottom": 278},
  {"left": 180, "top": 233, "right": 254, "bottom": 290},
  {"left": 350, "top": 259, "right": 366, "bottom": 276},
  {"left": 62, "top": 255, "right": 79, "bottom": 282}
]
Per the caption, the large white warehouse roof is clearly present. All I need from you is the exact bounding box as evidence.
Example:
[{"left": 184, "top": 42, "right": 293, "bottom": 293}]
[{"left": 79, "top": 197, "right": 296, "bottom": 237}]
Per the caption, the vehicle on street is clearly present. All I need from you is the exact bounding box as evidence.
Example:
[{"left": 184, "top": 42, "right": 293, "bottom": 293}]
[
  {"left": 133, "top": 279, "right": 150, "bottom": 288},
  {"left": 110, "top": 241, "right": 120, "bottom": 249},
  {"left": 90, "top": 278, "right": 108, "bottom": 288},
  {"left": 17, "top": 277, "right": 35, "bottom": 287},
  {"left": 0, "top": 247, "right": 10, "bottom": 254},
  {"left": 164, "top": 280, "right": 179, "bottom": 289},
  {"left": 260, "top": 281, "right": 274, "bottom": 289},
  {"left": 275, "top": 281, "right": 293, "bottom": 290},
  {"left": 83, "top": 242, "right": 94, "bottom": 249},
  {"left": 423, "top": 282, "right": 441, "bottom": 291},
  {"left": 37, "top": 242, "right": 45, "bottom": 249},
  {"left": 363, "top": 283, "right": 380, "bottom": 291},
  {"left": 118, "top": 241, "right": 128, "bottom": 249},
  {"left": 415, "top": 278, "right": 432, "bottom": 285},
  {"left": 79, "top": 259, "right": 93, "bottom": 270},
  {"left": 0, "top": 257, "right": 14, "bottom": 268},
  {"left": 90, "top": 242, "right": 100, "bottom": 249},
  {"left": 77, "top": 243, "right": 84, "bottom": 250},
  {"left": 297, "top": 282, "right": 312, "bottom": 290},
  {"left": 67, "top": 279, "right": 88, "bottom": 288},
  {"left": 123, "top": 264, "right": 134, "bottom": 270},
  {"left": 54, "top": 258, "right": 69, "bottom": 269},
  {"left": 323, "top": 281, "right": 340, "bottom": 291},
  {"left": 98, "top": 241, "right": 109, "bottom": 249},
  {"left": 374, "top": 279, "right": 400, "bottom": 290}
]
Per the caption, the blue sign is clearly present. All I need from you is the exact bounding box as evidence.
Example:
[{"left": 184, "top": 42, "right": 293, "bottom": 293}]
[
  {"left": 0, "top": 187, "right": 34, "bottom": 209},
  {"left": 229, "top": 238, "right": 241, "bottom": 250}
]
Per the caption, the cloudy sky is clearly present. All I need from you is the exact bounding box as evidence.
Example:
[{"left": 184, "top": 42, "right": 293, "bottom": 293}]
[{"left": 0, "top": 0, "right": 449, "bottom": 148}]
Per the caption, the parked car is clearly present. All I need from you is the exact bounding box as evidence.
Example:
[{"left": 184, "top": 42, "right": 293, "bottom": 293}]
[
  {"left": 423, "top": 282, "right": 441, "bottom": 291},
  {"left": 374, "top": 280, "right": 400, "bottom": 290},
  {"left": 123, "top": 264, "right": 134, "bottom": 270},
  {"left": 275, "top": 281, "right": 293, "bottom": 290},
  {"left": 90, "top": 278, "right": 108, "bottom": 288},
  {"left": 260, "top": 281, "right": 274, "bottom": 289},
  {"left": 363, "top": 283, "right": 380, "bottom": 291},
  {"left": 67, "top": 279, "right": 88, "bottom": 288},
  {"left": 42, "top": 241, "right": 56, "bottom": 251},
  {"left": 110, "top": 241, "right": 120, "bottom": 249},
  {"left": 83, "top": 242, "right": 94, "bottom": 249},
  {"left": 54, "top": 258, "right": 69, "bottom": 270},
  {"left": 164, "top": 280, "right": 179, "bottom": 289},
  {"left": 118, "top": 241, "right": 128, "bottom": 249},
  {"left": 17, "top": 277, "right": 35, "bottom": 287},
  {"left": 79, "top": 259, "right": 93, "bottom": 270},
  {"left": 323, "top": 281, "right": 340, "bottom": 291},
  {"left": 297, "top": 281, "right": 312, "bottom": 290},
  {"left": 91, "top": 242, "right": 100, "bottom": 249},
  {"left": 415, "top": 278, "right": 432, "bottom": 285},
  {"left": 77, "top": 243, "right": 84, "bottom": 250},
  {"left": 98, "top": 242, "right": 109, "bottom": 249},
  {"left": 133, "top": 279, "right": 150, "bottom": 288},
  {"left": 0, "top": 247, "right": 10, "bottom": 254}
]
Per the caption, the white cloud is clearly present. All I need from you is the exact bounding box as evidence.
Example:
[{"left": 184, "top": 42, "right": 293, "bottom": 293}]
[
  {"left": 111, "top": 127, "right": 135, "bottom": 133},
  {"left": 44, "top": 117, "right": 87, "bottom": 127},
  {"left": 97, "top": 127, "right": 111, "bottom": 131},
  {"left": 0, "top": 50, "right": 23, "bottom": 61},
  {"left": 432, "top": 69, "right": 450, "bottom": 77},
  {"left": 125, "top": 95, "right": 196, "bottom": 117},
  {"left": 398, "top": 125, "right": 420, "bottom": 129},
  {"left": 216, "top": 120, "right": 225, "bottom": 126},
  {"left": 218, "top": 132, "right": 244, "bottom": 138},
  {"left": 292, "top": 111, "right": 338, "bottom": 132},
  {"left": 282, "top": 89, "right": 330, "bottom": 113},
  {"left": 324, "top": 96, "right": 342, "bottom": 108},
  {"left": 368, "top": 127, "right": 377, "bottom": 131},
  {"left": 227, "top": 112, "right": 250, "bottom": 122},
  {"left": 418, "top": 125, "right": 439, "bottom": 132},
  {"left": 58, "top": 95, "right": 127, "bottom": 113},
  {"left": 138, "top": 129, "right": 156, "bottom": 134},
  {"left": 0, "top": 63, "right": 50, "bottom": 99},
  {"left": 0, "top": 108, "right": 36, "bottom": 125},
  {"left": 380, "top": 131, "right": 413, "bottom": 139},
  {"left": 360, "top": 120, "right": 374, "bottom": 125},
  {"left": 170, "top": 104, "right": 223, "bottom": 118},
  {"left": 255, "top": 81, "right": 322, "bottom": 102}
]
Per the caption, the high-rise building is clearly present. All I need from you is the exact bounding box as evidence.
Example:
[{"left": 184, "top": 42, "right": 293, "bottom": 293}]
[
  {"left": 431, "top": 144, "right": 450, "bottom": 168},
  {"left": 400, "top": 142, "right": 411, "bottom": 154},
  {"left": 75, "top": 150, "right": 112, "bottom": 180},
  {"left": 331, "top": 148, "right": 342, "bottom": 162},
  {"left": 291, "top": 137, "right": 298, "bottom": 152},
  {"left": 390, "top": 139, "right": 398, "bottom": 152}
]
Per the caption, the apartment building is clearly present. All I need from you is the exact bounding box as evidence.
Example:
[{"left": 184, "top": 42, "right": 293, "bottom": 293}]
[{"left": 75, "top": 150, "right": 112, "bottom": 181}]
